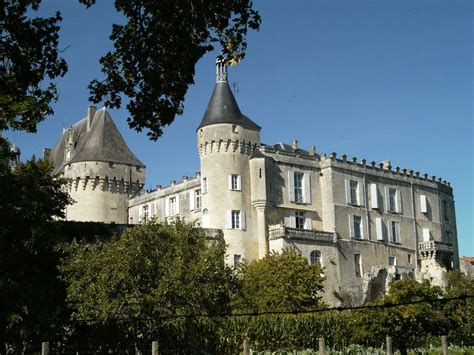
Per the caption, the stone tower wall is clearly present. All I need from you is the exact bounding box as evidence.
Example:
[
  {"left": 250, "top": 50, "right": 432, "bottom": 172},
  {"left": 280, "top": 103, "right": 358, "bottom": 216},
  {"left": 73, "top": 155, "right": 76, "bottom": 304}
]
[
  {"left": 197, "top": 123, "right": 260, "bottom": 263},
  {"left": 64, "top": 161, "right": 145, "bottom": 223}
]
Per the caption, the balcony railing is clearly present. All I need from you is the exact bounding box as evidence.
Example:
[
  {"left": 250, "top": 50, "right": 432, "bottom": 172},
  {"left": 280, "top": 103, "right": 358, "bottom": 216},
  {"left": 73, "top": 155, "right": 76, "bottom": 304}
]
[
  {"left": 268, "top": 225, "right": 335, "bottom": 242},
  {"left": 419, "top": 241, "right": 453, "bottom": 253}
]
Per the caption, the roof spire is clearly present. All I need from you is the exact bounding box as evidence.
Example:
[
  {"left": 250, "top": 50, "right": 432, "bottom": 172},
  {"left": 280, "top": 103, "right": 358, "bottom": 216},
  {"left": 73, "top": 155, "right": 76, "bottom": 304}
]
[{"left": 216, "top": 57, "right": 227, "bottom": 82}]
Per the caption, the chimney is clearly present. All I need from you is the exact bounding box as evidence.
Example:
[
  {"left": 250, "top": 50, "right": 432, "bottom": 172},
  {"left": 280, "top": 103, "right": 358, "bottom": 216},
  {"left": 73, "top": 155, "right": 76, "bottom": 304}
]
[
  {"left": 87, "top": 104, "right": 97, "bottom": 131},
  {"left": 292, "top": 139, "right": 298, "bottom": 150},
  {"left": 216, "top": 57, "right": 228, "bottom": 83},
  {"left": 308, "top": 145, "right": 316, "bottom": 156},
  {"left": 42, "top": 148, "right": 51, "bottom": 161},
  {"left": 381, "top": 160, "right": 391, "bottom": 170}
]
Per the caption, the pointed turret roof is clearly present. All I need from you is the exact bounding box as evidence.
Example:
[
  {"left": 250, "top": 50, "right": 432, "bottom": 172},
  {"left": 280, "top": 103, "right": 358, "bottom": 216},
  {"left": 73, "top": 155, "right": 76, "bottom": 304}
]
[
  {"left": 49, "top": 107, "right": 145, "bottom": 174},
  {"left": 197, "top": 58, "right": 260, "bottom": 131}
]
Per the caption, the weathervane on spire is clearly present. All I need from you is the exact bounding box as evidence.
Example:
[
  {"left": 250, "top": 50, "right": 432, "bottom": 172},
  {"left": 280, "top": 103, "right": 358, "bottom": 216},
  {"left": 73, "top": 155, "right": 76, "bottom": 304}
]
[{"left": 216, "top": 57, "right": 228, "bottom": 83}]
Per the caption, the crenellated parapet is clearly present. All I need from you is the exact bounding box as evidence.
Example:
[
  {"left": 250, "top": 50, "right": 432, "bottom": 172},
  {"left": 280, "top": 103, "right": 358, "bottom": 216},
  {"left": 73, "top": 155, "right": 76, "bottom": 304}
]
[{"left": 198, "top": 139, "right": 259, "bottom": 157}]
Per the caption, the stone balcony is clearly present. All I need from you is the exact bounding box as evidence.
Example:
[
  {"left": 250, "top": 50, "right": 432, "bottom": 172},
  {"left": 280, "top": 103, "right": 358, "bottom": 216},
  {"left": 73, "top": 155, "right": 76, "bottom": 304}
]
[
  {"left": 268, "top": 224, "right": 336, "bottom": 243},
  {"left": 419, "top": 240, "right": 453, "bottom": 260}
]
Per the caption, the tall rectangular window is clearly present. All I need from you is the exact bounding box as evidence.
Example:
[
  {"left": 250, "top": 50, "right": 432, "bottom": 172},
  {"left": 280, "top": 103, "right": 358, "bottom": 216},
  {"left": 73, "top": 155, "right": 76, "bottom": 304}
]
[
  {"left": 295, "top": 211, "right": 305, "bottom": 229},
  {"left": 354, "top": 254, "right": 362, "bottom": 277},
  {"left": 443, "top": 200, "right": 449, "bottom": 221},
  {"left": 169, "top": 197, "right": 177, "bottom": 216},
  {"left": 231, "top": 210, "right": 240, "bottom": 229},
  {"left": 202, "top": 177, "right": 208, "bottom": 193},
  {"left": 231, "top": 175, "right": 239, "bottom": 190},
  {"left": 390, "top": 221, "right": 400, "bottom": 243},
  {"left": 350, "top": 180, "right": 359, "bottom": 205},
  {"left": 389, "top": 188, "right": 397, "bottom": 212},
  {"left": 142, "top": 205, "right": 149, "bottom": 222},
  {"left": 389, "top": 256, "right": 396, "bottom": 266},
  {"left": 234, "top": 254, "right": 241, "bottom": 268},
  {"left": 294, "top": 172, "right": 304, "bottom": 202},
  {"left": 353, "top": 215, "right": 362, "bottom": 239},
  {"left": 194, "top": 189, "right": 202, "bottom": 210}
]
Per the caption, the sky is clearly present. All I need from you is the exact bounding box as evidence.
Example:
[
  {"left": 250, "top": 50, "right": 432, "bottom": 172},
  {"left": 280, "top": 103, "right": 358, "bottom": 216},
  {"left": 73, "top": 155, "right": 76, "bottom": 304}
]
[{"left": 5, "top": 0, "right": 473, "bottom": 255}]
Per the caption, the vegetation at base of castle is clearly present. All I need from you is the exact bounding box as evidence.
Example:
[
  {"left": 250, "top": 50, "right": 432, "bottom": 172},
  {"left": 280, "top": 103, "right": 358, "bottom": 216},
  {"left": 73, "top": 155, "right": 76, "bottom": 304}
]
[
  {"left": 59, "top": 219, "right": 235, "bottom": 348},
  {"left": 233, "top": 248, "right": 325, "bottom": 313},
  {"left": 0, "top": 0, "right": 260, "bottom": 140},
  {"left": 0, "top": 137, "right": 72, "bottom": 353}
]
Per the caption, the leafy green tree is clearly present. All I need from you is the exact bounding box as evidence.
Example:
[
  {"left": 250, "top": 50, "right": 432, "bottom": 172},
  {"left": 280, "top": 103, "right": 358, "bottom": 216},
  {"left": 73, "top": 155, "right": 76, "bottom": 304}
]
[
  {"left": 0, "top": 137, "right": 72, "bottom": 353},
  {"left": 233, "top": 248, "right": 325, "bottom": 313},
  {"left": 60, "top": 219, "right": 234, "bottom": 351},
  {"left": 444, "top": 271, "right": 474, "bottom": 345},
  {"left": 1, "top": 0, "right": 260, "bottom": 139},
  {"left": 350, "top": 279, "right": 447, "bottom": 353}
]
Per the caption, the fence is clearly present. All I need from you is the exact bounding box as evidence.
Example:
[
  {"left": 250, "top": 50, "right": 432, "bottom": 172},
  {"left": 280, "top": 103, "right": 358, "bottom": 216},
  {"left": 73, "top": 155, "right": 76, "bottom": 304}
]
[{"left": 38, "top": 335, "right": 451, "bottom": 355}]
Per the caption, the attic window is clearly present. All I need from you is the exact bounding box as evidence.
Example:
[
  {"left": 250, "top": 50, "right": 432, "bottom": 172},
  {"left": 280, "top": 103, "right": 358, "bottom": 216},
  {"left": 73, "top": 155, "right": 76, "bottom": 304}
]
[
  {"left": 109, "top": 162, "right": 114, "bottom": 168},
  {"left": 136, "top": 166, "right": 141, "bottom": 172},
  {"left": 232, "top": 124, "right": 237, "bottom": 133}
]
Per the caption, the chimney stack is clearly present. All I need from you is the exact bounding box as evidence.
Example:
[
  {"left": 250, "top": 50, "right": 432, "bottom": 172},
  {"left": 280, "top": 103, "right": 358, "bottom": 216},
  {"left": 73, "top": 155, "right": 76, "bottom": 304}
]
[
  {"left": 292, "top": 139, "right": 298, "bottom": 150},
  {"left": 87, "top": 104, "right": 97, "bottom": 131},
  {"left": 216, "top": 57, "right": 228, "bottom": 83}
]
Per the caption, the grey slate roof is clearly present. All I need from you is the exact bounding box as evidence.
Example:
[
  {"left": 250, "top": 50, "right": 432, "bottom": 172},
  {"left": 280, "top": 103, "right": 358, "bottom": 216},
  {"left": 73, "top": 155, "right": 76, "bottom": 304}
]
[
  {"left": 197, "top": 81, "right": 261, "bottom": 131},
  {"left": 49, "top": 108, "right": 145, "bottom": 174}
]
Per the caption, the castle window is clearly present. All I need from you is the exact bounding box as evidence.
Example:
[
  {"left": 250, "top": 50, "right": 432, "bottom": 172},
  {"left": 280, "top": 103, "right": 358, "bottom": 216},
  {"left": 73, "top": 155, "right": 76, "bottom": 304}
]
[
  {"left": 420, "top": 195, "right": 428, "bottom": 214},
  {"left": 385, "top": 187, "right": 402, "bottom": 213},
  {"left": 310, "top": 250, "right": 321, "bottom": 266},
  {"left": 169, "top": 197, "right": 177, "bottom": 216},
  {"left": 295, "top": 211, "right": 305, "bottom": 229},
  {"left": 142, "top": 205, "right": 149, "bottom": 222},
  {"left": 408, "top": 254, "right": 412, "bottom": 264},
  {"left": 443, "top": 200, "right": 449, "bottom": 221},
  {"left": 294, "top": 172, "right": 304, "bottom": 202},
  {"left": 229, "top": 174, "right": 241, "bottom": 191},
  {"left": 389, "top": 221, "right": 400, "bottom": 243},
  {"left": 202, "top": 177, "right": 208, "bottom": 193},
  {"left": 345, "top": 179, "right": 364, "bottom": 206},
  {"left": 389, "top": 256, "right": 397, "bottom": 267},
  {"left": 354, "top": 254, "right": 362, "bottom": 277},
  {"left": 350, "top": 215, "right": 363, "bottom": 239},
  {"left": 422, "top": 228, "right": 431, "bottom": 242},
  {"left": 234, "top": 254, "right": 241, "bottom": 267},
  {"left": 194, "top": 189, "right": 202, "bottom": 210},
  {"left": 228, "top": 210, "right": 246, "bottom": 230},
  {"left": 288, "top": 170, "right": 311, "bottom": 203}
]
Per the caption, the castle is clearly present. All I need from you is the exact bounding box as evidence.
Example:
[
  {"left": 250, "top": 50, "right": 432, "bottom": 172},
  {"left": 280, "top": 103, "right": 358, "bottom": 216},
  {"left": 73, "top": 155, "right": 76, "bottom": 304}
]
[{"left": 47, "top": 59, "right": 459, "bottom": 305}]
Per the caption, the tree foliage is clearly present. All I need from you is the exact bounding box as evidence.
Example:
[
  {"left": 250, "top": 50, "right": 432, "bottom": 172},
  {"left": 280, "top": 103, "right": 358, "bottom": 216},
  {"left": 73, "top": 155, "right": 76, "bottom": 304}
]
[
  {"left": 86, "top": 0, "right": 261, "bottom": 140},
  {"left": 1, "top": 0, "right": 260, "bottom": 139},
  {"left": 233, "top": 248, "right": 325, "bottom": 313},
  {"left": 0, "top": 0, "right": 67, "bottom": 132},
  {"left": 0, "top": 136, "right": 72, "bottom": 353},
  {"left": 60, "top": 219, "right": 235, "bottom": 346}
]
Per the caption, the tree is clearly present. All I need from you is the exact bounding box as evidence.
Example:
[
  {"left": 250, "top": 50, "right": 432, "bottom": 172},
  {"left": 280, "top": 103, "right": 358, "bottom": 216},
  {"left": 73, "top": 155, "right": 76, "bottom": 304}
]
[
  {"left": 60, "top": 219, "right": 235, "bottom": 351},
  {"left": 233, "top": 248, "right": 325, "bottom": 313},
  {"left": 0, "top": 1, "right": 67, "bottom": 132},
  {"left": 350, "top": 279, "right": 447, "bottom": 353},
  {"left": 443, "top": 271, "right": 474, "bottom": 345},
  {"left": 1, "top": 0, "right": 260, "bottom": 139},
  {"left": 0, "top": 136, "right": 72, "bottom": 353}
]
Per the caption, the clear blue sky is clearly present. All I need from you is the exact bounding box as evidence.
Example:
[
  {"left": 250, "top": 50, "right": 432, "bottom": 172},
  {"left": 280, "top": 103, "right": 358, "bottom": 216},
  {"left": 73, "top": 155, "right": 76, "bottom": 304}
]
[{"left": 6, "top": 0, "right": 473, "bottom": 255}]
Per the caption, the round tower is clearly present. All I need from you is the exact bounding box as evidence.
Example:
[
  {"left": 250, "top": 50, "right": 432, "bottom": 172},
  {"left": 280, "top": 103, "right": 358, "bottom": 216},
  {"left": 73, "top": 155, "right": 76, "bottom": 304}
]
[
  {"left": 197, "top": 58, "right": 261, "bottom": 263},
  {"left": 48, "top": 105, "right": 145, "bottom": 224}
]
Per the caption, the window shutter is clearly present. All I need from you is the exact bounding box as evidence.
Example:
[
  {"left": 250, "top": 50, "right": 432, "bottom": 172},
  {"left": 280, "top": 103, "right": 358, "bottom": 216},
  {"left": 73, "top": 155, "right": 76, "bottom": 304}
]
[
  {"left": 175, "top": 195, "right": 180, "bottom": 215},
  {"left": 345, "top": 179, "right": 351, "bottom": 204},
  {"left": 358, "top": 182, "right": 365, "bottom": 207},
  {"left": 420, "top": 195, "right": 428, "bottom": 214},
  {"left": 190, "top": 191, "right": 195, "bottom": 211},
  {"left": 423, "top": 228, "right": 431, "bottom": 242},
  {"left": 241, "top": 211, "right": 246, "bottom": 230},
  {"left": 388, "top": 220, "right": 393, "bottom": 242},
  {"left": 360, "top": 217, "right": 366, "bottom": 239},
  {"left": 303, "top": 173, "right": 311, "bottom": 203},
  {"left": 165, "top": 198, "right": 169, "bottom": 217},
  {"left": 304, "top": 216, "right": 312, "bottom": 230},
  {"left": 228, "top": 175, "right": 232, "bottom": 190},
  {"left": 370, "top": 183, "right": 379, "bottom": 209},
  {"left": 349, "top": 215, "right": 354, "bottom": 238},
  {"left": 150, "top": 203, "right": 155, "bottom": 217},
  {"left": 227, "top": 211, "right": 232, "bottom": 229},
  {"left": 385, "top": 186, "right": 390, "bottom": 211},
  {"left": 289, "top": 211, "right": 296, "bottom": 228},
  {"left": 288, "top": 170, "right": 295, "bottom": 202},
  {"left": 396, "top": 189, "right": 402, "bottom": 214},
  {"left": 237, "top": 175, "right": 242, "bottom": 191},
  {"left": 376, "top": 217, "right": 384, "bottom": 241}
]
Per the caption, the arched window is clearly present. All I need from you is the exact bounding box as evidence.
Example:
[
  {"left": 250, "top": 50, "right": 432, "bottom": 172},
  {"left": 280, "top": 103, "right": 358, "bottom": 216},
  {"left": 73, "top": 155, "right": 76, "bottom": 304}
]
[{"left": 310, "top": 250, "right": 321, "bottom": 265}]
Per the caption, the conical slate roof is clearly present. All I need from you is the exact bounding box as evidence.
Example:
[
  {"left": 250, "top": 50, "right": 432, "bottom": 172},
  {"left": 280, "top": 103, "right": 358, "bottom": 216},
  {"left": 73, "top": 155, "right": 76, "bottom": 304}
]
[
  {"left": 49, "top": 107, "right": 145, "bottom": 174},
  {"left": 197, "top": 81, "right": 260, "bottom": 131}
]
